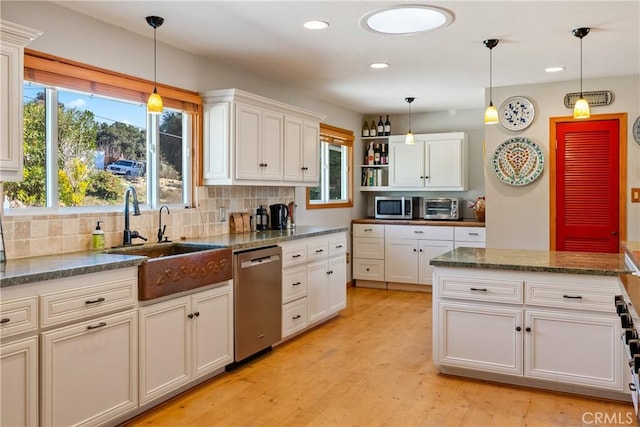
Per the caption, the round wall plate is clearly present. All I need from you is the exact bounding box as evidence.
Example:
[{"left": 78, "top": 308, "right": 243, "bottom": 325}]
[
  {"left": 633, "top": 115, "right": 640, "bottom": 145},
  {"left": 499, "top": 96, "right": 535, "bottom": 131},
  {"left": 492, "top": 137, "right": 544, "bottom": 186}
]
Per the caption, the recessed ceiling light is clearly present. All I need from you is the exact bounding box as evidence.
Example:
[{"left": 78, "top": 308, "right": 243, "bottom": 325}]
[
  {"left": 304, "top": 20, "right": 329, "bottom": 30},
  {"left": 370, "top": 62, "right": 389, "bottom": 69},
  {"left": 362, "top": 5, "right": 454, "bottom": 35},
  {"left": 545, "top": 66, "right": 565, "bottom": 73}
]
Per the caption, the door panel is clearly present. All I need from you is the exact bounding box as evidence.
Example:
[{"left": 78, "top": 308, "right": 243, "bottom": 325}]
[{"left": 555, "top": 120, "right": 619, "bottom": 252}]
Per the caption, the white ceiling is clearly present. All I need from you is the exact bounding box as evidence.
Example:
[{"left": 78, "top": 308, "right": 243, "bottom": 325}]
[{"left": 53, "top": 0, "right": 639, "bottom": 114}]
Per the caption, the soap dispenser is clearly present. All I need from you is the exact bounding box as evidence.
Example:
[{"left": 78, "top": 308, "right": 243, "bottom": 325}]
[{"left": 91, "top": 221, "right": 105, "bottom": 251}]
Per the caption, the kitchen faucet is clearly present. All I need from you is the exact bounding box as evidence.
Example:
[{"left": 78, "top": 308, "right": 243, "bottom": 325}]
[
  {"left": 122, "top": 186, "right": 147, "bottom": 245},
  {"left": 157, "top": 205, "right": 170, "bottom": 243}
]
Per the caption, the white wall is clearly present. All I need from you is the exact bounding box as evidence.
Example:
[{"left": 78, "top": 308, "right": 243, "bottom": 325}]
[{"left": 484, "top": 75, "right": 640, "bottom": 250}]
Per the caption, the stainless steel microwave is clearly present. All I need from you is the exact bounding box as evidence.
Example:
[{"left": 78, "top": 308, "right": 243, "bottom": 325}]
[
  {"left": 417, "top": 197, "right": 461, "bottom": 220},
  {"left": 374, "top": 196, "right": 413, "bottom": 219}
]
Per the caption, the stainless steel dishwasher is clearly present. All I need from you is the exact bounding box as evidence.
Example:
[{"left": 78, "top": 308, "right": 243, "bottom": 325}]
[{"left": 233, "top": 245, "right": 282, "bottom": 362}]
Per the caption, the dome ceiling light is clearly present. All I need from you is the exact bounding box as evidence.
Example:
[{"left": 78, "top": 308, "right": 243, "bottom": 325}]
[{"left": 362, "top": 5, "right": 454, "bottom": 35}]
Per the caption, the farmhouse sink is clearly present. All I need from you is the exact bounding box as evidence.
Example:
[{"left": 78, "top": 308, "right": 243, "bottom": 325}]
[{"left": 105, "top": 242, "right": 233, "bottom": 301}]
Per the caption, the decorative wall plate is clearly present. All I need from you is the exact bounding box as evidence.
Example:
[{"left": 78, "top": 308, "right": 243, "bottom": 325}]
[
  {"left": 563, "top": 90, "right": 613, "bottom": 108},
  {"left": 492, "top": 137, "right": 544, "bottom": 186},
  {"left": 633, "top": 115, "right": 640, "bottom": 145},
  {"left": 499, "top": 96, "right": 535, "bottom": 131}
]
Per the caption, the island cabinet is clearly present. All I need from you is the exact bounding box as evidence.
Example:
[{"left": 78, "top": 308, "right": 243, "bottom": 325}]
[
  {"left": 388, "top": 132, "right": 468, "bottom": 191},
  {"left": 201, "top": 88, "right": 325, "bottom": 186},
  {"left": 0, "top": 20, "right": 41, "bottom": 182},
  {"left": 138, "top": 281, "right": 233, "bottom": 405},
  {"left": 433, "top": 267, "right": 625, "bottom": 398}
]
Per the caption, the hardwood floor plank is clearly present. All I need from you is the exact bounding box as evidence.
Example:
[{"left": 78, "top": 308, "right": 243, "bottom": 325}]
[{"left": 123, "top": 287, "right": 633, "bottom": 427}]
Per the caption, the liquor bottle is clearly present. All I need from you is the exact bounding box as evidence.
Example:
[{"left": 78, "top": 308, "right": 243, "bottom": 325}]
[
  {"left": 381, "top": 144, "right": 387, "bottom": 165},
  {"left": 367, "top": 143, "right": 374, "bottom": 165},
  {"left": 369, "top": 120, "right": 377, "bottom": 137},
  {"left": 384, "top": 115, "right": 391, "bottom": 136},
  {"left": 377, "top": 116, "right": 384, "bottom": 135},
  {"left": 362, "top": 120, "right": 370, "bottom": 137},
  {"left": 374, "top": 143, "right": 381, "bottom": 165}
]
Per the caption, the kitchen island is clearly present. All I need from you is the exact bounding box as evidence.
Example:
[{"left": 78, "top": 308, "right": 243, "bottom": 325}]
[{"left": 430, "top": 247, "right": 630, "bottom": 401}]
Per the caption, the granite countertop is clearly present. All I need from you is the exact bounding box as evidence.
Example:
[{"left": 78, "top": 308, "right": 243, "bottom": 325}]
[
  {"left": 430, "top": 247, "right": 629, "bottom": 276},
  {"left": 622, "top": 241, "right": 640, "bottom": 268},
  {"left": 0, "top": 225, "right": 348, "bottom": 287},
  {"left": 351, "top": 218, "right": 485, "bottom": 227}
]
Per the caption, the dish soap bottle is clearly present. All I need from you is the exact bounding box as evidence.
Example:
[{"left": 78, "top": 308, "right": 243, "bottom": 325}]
[{"left": 91, "top": 221, "right": 105, "bottom": 251}]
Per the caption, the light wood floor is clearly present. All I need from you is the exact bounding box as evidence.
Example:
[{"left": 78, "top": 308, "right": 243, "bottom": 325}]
[{"left": 124, "top": 287, "right": 633, "bottom": 427}]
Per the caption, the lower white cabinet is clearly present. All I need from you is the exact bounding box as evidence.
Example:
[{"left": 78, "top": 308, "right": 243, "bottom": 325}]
[
  {"left": 307, "top": 255, "right": 347, "bottom": 324},
  {"left": 385, "top": 238, "right": 418, "bottom": 284},
  {"left": 138, "top": 282, "right": 233, "bottom": 405},
  {"left": 41, "top": 309, "right": 138, "bottom": 427},
  {"left": 1, "top": 336, "right": 38, "bottom": 427}
]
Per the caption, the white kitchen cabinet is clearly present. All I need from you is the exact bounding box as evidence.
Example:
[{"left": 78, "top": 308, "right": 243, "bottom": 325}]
[
  {"left": 388, "top": 132, "right": 468, "bottom": 191},
  {"left": 1, "top": 336, "right": 38, "bottom": 427},
  {"left": 353, "top": 224, "right": 385, "bottom": 285},
  {"left": 201, "top": 88, "right": 324, "bottom": 186},
  {"left": 138, "top": 282, "right": 233, "bottom": 405},
  {"left": 41, "top": 309, "right": 138, "bottom": 427},
  {"left": 0, "top": 20, "right": 41, "bottom": 182},
  {"left": 453, "top": 227, "right": 486, "bottom": 249},
  {"left": 385, "top": 238, "right": 419, "bottom": 284},
  {"left": 418, "top": 240, "right": 454, "bottom": 284},
  {"left": 283, "top": 117, "right": 319, "bottom": 183}
]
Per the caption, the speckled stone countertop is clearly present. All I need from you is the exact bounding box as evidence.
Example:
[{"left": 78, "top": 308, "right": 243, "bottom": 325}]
[
  {"left": 622, "top": 241, "right": 640, "bottom": 268},
  {"left": 620, "top": 241, "right": 640, "bottom": 311},
  {"left": 0, "top": 225, "right": 348, "bottom": 288},
  {"left": 430, "top": 247, "right": 629, "bottom": 276},
  {"left": 351, "top": 218, "right": 485, "bottom": 227}
]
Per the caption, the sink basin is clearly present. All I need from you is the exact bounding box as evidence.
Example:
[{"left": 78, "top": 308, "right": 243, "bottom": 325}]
[{"left": 105, "top": 242, "right": 232, "bottom": 301}]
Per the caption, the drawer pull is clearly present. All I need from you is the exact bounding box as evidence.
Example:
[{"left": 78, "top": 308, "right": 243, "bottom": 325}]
[
  {"left": 87, "top": 322, "right": 107, "bottom": 330},
  {"left": 414, "top": 230, "right": 424, "bottom": 234},
  {"left": 85, "top": 297, "right": 106, "bottom": 305},
  {"left": 292, "top": 282, "right": 301, "bottom": 286},
  {"left": 468, "top": 232, "right": 479, "bottom": 236},
  {"left": 335, "top": 245, "right": 343, "bottom": 249},
  {"left": 315, "top": 249, "right": 324, "bottom": 253},
  {"left": 562, "top": 294, "right": 583, "bottom": 299},
  {"left": 364, "top": 228, "right": 373, "bottom": 232},
  {"left": 292, "top": 254, "right": 302, "bottom": 258},
  {"left": 293, "top": 315, "right": 302, "bottom": 320},
  {"left": 326, "top": 270, "right": 334, "bottom": 275},
  {"left": 0, "top": 318, "right": 10, "bottom": 324},
  {"left": 470, "top": 287, "right": 487, "bottom": 292}
]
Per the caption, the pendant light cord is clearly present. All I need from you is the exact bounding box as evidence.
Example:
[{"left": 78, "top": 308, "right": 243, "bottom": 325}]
[
  {"left": 489, "top": 46, "right": 493, "bottom": 104},
  {"left": 579, "top": 36, "right": 583, "bottom": 96},
  {"left": 153, "top": 26, "right": 157, "bottom": 86}
]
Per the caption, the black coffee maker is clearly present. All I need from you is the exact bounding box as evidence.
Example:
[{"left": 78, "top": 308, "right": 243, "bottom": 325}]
[{"left": 269, "top": 204, "right": 288, "bottom": 230}]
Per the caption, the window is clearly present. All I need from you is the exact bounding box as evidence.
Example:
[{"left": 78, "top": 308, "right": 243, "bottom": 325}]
[
  {"left": 3, "top": 50, "right": 201, "bottom": 212},
  {"left": 307, "top": 123, "right": 353, "bottom": 209}
]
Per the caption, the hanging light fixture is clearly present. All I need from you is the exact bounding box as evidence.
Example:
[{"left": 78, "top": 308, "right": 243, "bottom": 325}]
[
  {"left": 405, "top": 97, "right": 415, "bottom": 144},
  {"left": 483, "top": 39, "right": 499, "bottom": 124},
  {"left": 572, "top": 27, "right": 590, "bottom": 119},
  {"left": 146, "top": 16, "right": 164, "bottom": 114}
]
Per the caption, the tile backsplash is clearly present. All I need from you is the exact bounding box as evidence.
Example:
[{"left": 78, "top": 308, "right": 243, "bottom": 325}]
[{"left": 1, "top": 185, "right": 294, "bottom": 259}]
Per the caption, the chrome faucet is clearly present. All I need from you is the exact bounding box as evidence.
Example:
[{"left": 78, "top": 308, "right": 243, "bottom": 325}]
[
  {"left": 122, "top": 186, "right": 146, "bottom": 245},
  {"left": 157, "top": 205, "right": 170, "bottom": 243}
]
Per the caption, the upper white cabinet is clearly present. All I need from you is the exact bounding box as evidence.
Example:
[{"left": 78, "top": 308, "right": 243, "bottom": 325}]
[
  {"left": 201, "top": 88, "right": 325, "bottom": 186},
  {"left": 0, "top": 20, "right": 41, "bottom": 182},
  {"left": 388, "top": 132, "right": 468, "bottom": 191}
]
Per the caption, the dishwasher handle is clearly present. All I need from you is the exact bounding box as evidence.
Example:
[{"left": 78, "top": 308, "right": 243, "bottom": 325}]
[{"left": 241, "top": 254, "right": 281, "bottom": 269}]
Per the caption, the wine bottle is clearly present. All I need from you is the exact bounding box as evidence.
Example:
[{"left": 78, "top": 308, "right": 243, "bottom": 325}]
[
  {"left": 384, "top": 115, "right": 391, "bottom": 136},
  {"left": 362, "top": 120, "right": 369, "bottom": 137},
  {"left": 381, "top": 144, "right": 387, "bottom": 165},
  {"left": 374, "top": 144, "right": 381, "bottom": 165},
  {"left": 377, "top": 116, "right": 384, "bottom": 135},
  {"left": 369, "top": 120, "right": 377, "bottom": 137},
  {"left": 367, "top": 143, "right": 374, "bottom": 165}
]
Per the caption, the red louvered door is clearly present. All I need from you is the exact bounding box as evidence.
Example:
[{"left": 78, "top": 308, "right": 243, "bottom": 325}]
[{"left": 555, "top": 120, "right": 619, "bottom": 252}]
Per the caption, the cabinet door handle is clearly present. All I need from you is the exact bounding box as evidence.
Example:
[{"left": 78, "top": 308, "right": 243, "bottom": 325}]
[
  {"left": 335, "top": 245, "right": 343, "bottom": 249},
  {"left": 365, "top": 268, "right": 370, "bottom": 272},
  {"left": 194, "top": 312, "right": 200, "bottom": 317},
  {"left": 293, "top": 314, "right": 302, "bottom": 320},
  {"left": 562, "top": 294, "right": 583, "bottom": 299},
  {"left": 630, "top": 383, "right": 637, "bottom": 392},
  {"left": 525, "top": 327, "right": 531, "bottom": 332},
  {"left": 413, "top": 248, "right": 417, "bottom": 252},
  {"left": 326, "top": 270, "right": 334, "bottom": 275},
  {"left": 292, "top": 254, "right": 301, "bottom": 258},
  {"left": 188, "top": 313, "right": 194, "bottom": 319},
  {"left": 470, "top": 287, "right": 487, "bottom": 292},
  {"left": 315, "top": 249, "right": 324, "bottom": 253},
  {"left": 419, "top": 249, "right": 423, "bottom": 252},
  {"left": 0, "top": 318, "right": 10, "bottom": 324},
  {"left": 87, "top": 322, "right": 107, "bottom": 330},
  {"left": 85, "top": 297, "right": 106, "bottom": 305},
  {"left": 264, "top": 163, "right": 268, "bottom": 167},
  {"left": 292, "top": 282, "right": 301, "bottom": 286},
  {"left": 516, "top": 326, "right": 522, "bottom": 332}
]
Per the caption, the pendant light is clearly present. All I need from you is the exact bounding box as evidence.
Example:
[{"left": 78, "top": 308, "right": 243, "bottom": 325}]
[
  {"left": 405, "top": 97, "right": 415, "bottom": 144},
  {"left": 483, "top": 39, "right": 499, "bottom": 124},
  {"left": 572, "top": 27, "right": 590, "bottom": 119},
  {"left": 146, "top": 16, "right": 164, "bottom": 114}
]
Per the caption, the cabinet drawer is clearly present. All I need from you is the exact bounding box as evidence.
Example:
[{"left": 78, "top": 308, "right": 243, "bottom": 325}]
[
  {"left": 525, "top": 281, "right": 618, "bottom": 312},
  {"left": 386, "top": 225, "right": 454, "bottom": 240},
  {"left": 438, "top": 275, "right": 523, "bottom": 304},
  {"left": 454, "top": 227, "right": 486, "bottom": 243},
  {"left": 353, "top": 258, "right": 385, "bottom": 281},
  {"left": 307, "top": 240, "right": 329, "bottom": 261},
  {"left": 282, "top": 298, "right": 307, "bottom": 338},
  {"left": 281, "top": 243, "right": 308, "bottom": 268},
  {"left": 353, "top": 224, "right": 384, "bottom": 238},
  {"left": 41, "top": 276, "right": 137, "bottom": 328},
  {"left": 353, "top": 237, "right": 384, "bottom": 259},
  {"left": 282, "top": 265, "right": 307, "bottom": 304},
  {"left": 0, "top": 296, "right": 38, "bottom": 338},
  {"left": 329, "top": 236, "right": 347, "bottom": 257}
]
